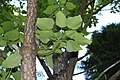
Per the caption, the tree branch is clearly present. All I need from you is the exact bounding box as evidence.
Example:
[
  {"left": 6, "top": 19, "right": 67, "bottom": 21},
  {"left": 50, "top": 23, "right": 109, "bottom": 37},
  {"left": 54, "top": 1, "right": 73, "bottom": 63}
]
[
  {"left": 109, "top": 70, "right": 120, "bottom": 80},
  {"left": 66, "top": 52, "right": 78, "bottom": 80},
  {"left": 84, "top": 0, "right": 95, "bottom": 28},
  {"left": 93, "top": 0, "right": 113, "bottom": 14},
  {"left": 79, "top": 0, "right": 87, "bottom": 19},
  {"left": 37, "top": 55, "right": 53, "bottom": 79},
  {"left": 73, "top": 65, "right": 95, "bottom": 76},
  {"left": 77, "top": 51, "right": 89, "bottom": 61},
  {"left": 95, "top": 60, "right": 120, "bottom": 80}
]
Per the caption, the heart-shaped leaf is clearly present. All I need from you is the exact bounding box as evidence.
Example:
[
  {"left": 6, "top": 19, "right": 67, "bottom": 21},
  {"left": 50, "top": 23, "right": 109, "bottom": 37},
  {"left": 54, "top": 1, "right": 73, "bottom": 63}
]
[
  {"left": 56, "top": 11, "right": 66, "bottom": 28},
  {"left": 66, "top": 15, "right": 82, "bottom": 29},
  {"left": 36, "top": 18, "right": 54, "bottom": 30},
  {"left": 66, "top": 40, "right": 82, "bottom": 52}
]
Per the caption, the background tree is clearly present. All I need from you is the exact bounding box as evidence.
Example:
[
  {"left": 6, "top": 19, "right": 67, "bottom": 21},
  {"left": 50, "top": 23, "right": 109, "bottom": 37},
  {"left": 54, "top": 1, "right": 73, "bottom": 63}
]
[
  {"left": 0, "top": 0, "right": 120, "bottom": 80},
  {"left": 82, "top": 24, "right": 120, "bottom": 80}
]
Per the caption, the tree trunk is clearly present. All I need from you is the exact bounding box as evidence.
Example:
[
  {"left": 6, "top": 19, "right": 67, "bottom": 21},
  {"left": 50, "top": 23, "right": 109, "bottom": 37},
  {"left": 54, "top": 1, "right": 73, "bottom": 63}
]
[
  {"left": 20, "top": 0, "right": 37, "bottom": 80},
  {"left": 52, "top": 54, "right": 67, "bottom": 80},
  {"left": 52, "top": 52, "right": 78, "bottom": 80}
]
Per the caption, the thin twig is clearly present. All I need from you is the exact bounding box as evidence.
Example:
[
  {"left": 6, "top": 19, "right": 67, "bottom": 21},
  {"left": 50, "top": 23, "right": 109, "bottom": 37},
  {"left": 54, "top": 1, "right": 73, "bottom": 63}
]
[
  {"left": 95, "top": 60, "right": 120, "bottom": 80},
  {"left": 77, "top": 52, "right": 89, "bottom": 61},
  {"left": 73, "top": 66, "right": 95, "bottom": 76},
  {"left": 93, "top": 0, "right": 113, "bottom": 14}
]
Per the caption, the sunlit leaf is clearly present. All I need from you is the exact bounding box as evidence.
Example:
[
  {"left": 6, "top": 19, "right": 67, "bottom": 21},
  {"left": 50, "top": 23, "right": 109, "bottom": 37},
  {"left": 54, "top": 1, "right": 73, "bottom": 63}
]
[
  {"left": 65, "top": 30, "right": 76, "bottom": 38},
  {"left": 66, "top": 40, "right": 82, "bottom": 52},
  {"left": 56, "top": 11, "right": 66, "bottom": 28},
  {"left": 2, "top": 53, "right": 22, "bottom": 68},
  {"left": 73, "top": 33, "right": 92, "bottom": 45},
  {"left": 66, "top": 15, "right": 82, "bottom": 29},
  {"left": 36, "top": 18, "right": 54, "bottom": 30}
]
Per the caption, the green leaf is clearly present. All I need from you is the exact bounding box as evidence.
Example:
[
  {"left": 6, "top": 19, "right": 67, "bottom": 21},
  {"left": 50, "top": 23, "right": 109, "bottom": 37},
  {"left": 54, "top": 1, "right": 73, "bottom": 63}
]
[
  {"left": 66, "top": 15, "right": 82, "bottom": 29},
  {"left": 2, "top": 53, "right": 22, "bottom": 68},
  {"left": 0, "top": 40, "right": 6, "bottom": 47},
  {"left": 48, "top": 0, "right": 56, "bottom": 4},
  {"left": 66, "top": 40, "right": 82, "bottom": 52},
  {"left": 1, "top": 21, "right": 14, "bottom": 32},
  {"left": 66, "top": 2, "right": 76, "bottom": 10},
  {"left": 52, "top": 41, "right": 65, "bottom": 53},
  {"left": 4, "top": 29, "right": 19, "bottom": 41},
  {"left": 73, "top": 33, "right": 92, "bottom": 45},
  {"left": 45, "top": 55, "right": 53, "bottom": 69},
  {"left": 38, "top": 50, "right": 51, "bottom": 57},
  {"left": 19, "top": 33, "right": 24, "bottom": 43},
  {"left": 12, "top": 71, "right": 21, "bottom": 80},
  {"left": 36, "top": 30, "right": 53, "bottom": 43},
  {"left": 59, "top": 0, "right": 66, "bottom": 4},
  {"left": 36, "top": 18, "right": 54, "bottom": 30},
  {"left": 54, "top": 49, "right": 63, "bottom": 54},
  {"left": 0, "top": 27, "right": 4, "bottom": 34},
  {"left": 97, "top": 0, "right": 112, "bottom": 5},
  {"left": 59, "top": 42, "right": 66, "bottom": 48},
  {"left": 56, "top": 11, "right": 66, "bottom": 28},
  {"left": 44, "top": 5, "right": 59, "bottom": 14},
  {"left": 81, "top": 29, "right": 89, "bottom": 35},
  {"left": 65, "top": 30, "right": 76, "bottom": 38},
  {"left": 62, "top": 8, "right": 70, "bottom": 16}
]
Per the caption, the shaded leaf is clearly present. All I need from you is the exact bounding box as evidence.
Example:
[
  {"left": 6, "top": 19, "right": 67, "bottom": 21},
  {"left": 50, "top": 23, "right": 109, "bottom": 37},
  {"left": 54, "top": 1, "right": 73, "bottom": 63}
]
[
  {"left": 44, "top": 5, "right": 59, "bottom": 14},
  {"left": 45, "top": 55, "right": 53, "bottom": 69},
  {"left": 4, "top": 29, "right": 19, "bottom": 41},
  {"left": 36, "top": 30, "right": 53, "bottom": 43},
  {"left": 59, "top": 0, "right": 66, "bottom": 4},
  {"left": 38, "top": 50, "right": 51, "bottom": 57},
  {"left": 36, "top": 18, "right": 54, "bottom": 30},
  {"left": 1, "top": 21, "right": 14, "bottom": 32},
  {"left": 66, "top": 2, "right": 76, "bottom": 10},
  {"left": 13, "top": 71, "right": 21, "bottom": 80},
  {"left": 48, "top": 0, "right": 56, "bottom": 4},
  {"left": 54, "top": 49, "right": 63, "bottom": 54},
  {"left": 0, "top": 27, "right": 4, "bottom": 34},
  {"left": 0, "top": 40, "right": 6, "bottom": 47}
]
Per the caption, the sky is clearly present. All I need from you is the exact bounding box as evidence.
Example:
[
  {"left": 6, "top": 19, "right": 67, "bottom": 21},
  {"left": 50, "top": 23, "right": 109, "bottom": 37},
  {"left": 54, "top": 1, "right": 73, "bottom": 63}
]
[{"left": 10, "top": 1, "right": 120, "bottom": 80}]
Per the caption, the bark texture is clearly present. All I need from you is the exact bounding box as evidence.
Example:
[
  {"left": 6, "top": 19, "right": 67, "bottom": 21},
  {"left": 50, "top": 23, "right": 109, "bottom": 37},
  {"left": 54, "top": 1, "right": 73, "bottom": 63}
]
[
  {"left": 20, "top": 0, "right": 37, "bottom": 80},
  {"left": 53, "top": 54, "right": 67, "bottom": 80},
  {"left": 52, "top": 52, "right": 78, "bottom": 80}
]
